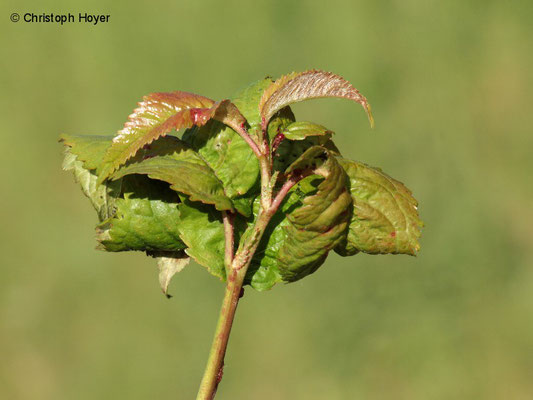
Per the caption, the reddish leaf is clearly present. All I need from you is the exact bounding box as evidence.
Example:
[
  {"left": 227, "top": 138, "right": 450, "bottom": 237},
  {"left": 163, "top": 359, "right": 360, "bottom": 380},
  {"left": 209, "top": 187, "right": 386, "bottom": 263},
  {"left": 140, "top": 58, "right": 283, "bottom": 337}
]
[
  {"left": 259, "top": 70, "right": 374, "bottom": 131},
  {"left": 98, "top": 91, "right": 215, "bottom": 183}
]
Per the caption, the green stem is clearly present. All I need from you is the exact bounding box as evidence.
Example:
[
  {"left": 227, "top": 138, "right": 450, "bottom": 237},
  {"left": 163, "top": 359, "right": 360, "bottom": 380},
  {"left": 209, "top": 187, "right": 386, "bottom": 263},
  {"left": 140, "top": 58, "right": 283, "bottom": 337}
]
[
  {"left": 196, "top": 267, "right": 247, "bottom": 400},
  {"left": 197, "top": 121, "right": 295, "bottom": 399},
  {"left": 196, "top": 210, "right": 274, "bottom": 400}
]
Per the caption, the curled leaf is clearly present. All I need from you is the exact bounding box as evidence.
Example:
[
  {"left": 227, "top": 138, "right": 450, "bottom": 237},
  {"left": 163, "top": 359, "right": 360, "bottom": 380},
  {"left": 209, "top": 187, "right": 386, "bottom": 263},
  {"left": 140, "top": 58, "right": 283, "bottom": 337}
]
[
  {"left": 96, "top": 175, "right": 186, "bottom": 252},
  {"left": 209, "top": 99, "right": 247, "bottom": 131},
  {"left": 61, "top": 135, "right": 121, "bottom": 221},
  {"left": 111, "top": 136, "right": 234, "bottom": 212},
  {"left": 177, "top": 196, "right": 227, "bottom": 280},
  {"left": 248, "top": 147, "right": 352, "bottom": 289},
  {"left": 149, "top": 251, "right": 190, "bottom": 297},
  {"left": 259, "top": 70, "right": 374, "bottom": 130},
  {"left": 182, "top": 79, "right": 288, "bottom": 215},
  {"left": 282, "top": 121, "right": 333, "bottom": 141},
  {"left": 335, "top": 158, "right": 423, "bottom": 256},
  {"left": 98, "top": 92, "right": 215, "bottom": 183}
]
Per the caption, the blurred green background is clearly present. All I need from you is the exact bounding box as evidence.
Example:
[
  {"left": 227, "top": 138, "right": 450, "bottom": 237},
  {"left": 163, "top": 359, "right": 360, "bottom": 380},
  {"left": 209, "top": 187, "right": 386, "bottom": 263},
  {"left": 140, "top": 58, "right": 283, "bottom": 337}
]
[{"left": 1, "top": 0, "right": 532, "bottom": 399}]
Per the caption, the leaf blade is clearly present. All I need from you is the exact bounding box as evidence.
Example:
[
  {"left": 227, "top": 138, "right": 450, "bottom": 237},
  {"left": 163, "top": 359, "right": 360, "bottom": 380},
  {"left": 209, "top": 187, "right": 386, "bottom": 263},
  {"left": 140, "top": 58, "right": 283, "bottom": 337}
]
[
  {"left": 248, "top": 147, "right": 352, "bottom": 287},
  {"left": 282, "top": 121, "right": 333, "bottom": 141},
  {"left": 259, "top": 70, "right": 374, "bottom": 129},
  {"left": 96, "top": 175, "right": 186, "bottom": 252},
  {"left": 60, "top": 134, "right": 121, "bottom": 221},
  {"left": 98, "top": 92, "right": 215, "bottom": 183},
  {"left": 335, "top": 158, "right": 423, "bottom": 256},
  {"left": 111, "top": 136, "right": 234, "bottom": 212}
]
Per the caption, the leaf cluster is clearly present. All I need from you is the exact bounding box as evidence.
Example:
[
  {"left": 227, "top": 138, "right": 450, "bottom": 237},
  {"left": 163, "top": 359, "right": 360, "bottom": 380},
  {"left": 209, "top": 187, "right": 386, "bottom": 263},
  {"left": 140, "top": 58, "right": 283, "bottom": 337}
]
[{"left": 61, "top": 71, "right": 422, "bottom": 293}]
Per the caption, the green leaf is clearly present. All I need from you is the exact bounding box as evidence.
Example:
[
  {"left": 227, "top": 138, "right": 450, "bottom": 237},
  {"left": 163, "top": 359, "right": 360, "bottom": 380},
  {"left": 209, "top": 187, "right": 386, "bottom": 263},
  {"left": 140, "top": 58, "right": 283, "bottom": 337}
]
[
  {"left": 182, "top": 79, "right": 297, "bottom": 217},
  {"left": 183, "top": 121, "right": 259, "bottom": 216},
  {"left": 259, "top": 70, "right": 374, "bottom": 130},
  {"left": 111, "top": 136, "right": 234, "bottom": 212},
  {"left": 335, "top": 158, "right": 423, "bottom": 256},
  {"left": 98, "top": 92, "right": 216, "bottom": 183},
  {"left": 272, "top": 135, "right": 338, "bottom": 173},
  {"left": 148, "top": 251, "right": 190, "bottom": 298},
  {"left": 248, "top": 147, "right": 352, "bottom": 289},
  {"left": 176, "top": 197, "right": 227, "bottom": 280},
  {"left": 282, "top": 121, "right": 333, "bottom": 141},
  {"left": 61, "top": 134, "right": 121, "bottom": 221},
  {"left": 60, "top": 134, "right": 114, "bottom": 170},
  {"left": 230, "top": 77, "right": 274, "bottom": 138},
  {"left": 96, "top": 175, "right": 186, "bottom": 252}
]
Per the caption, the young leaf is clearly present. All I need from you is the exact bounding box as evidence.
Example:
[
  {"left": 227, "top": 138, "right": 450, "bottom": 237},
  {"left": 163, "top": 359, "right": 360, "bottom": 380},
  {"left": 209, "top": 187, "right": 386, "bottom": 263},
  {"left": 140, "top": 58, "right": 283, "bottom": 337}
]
[
  {"left": 98, "top": 92, "right": 216, "bottom": 183},
  {"left": 335, "top": 158, "right": 423, "bottom": 256},
  {"left": 248, "top": 147, "right": 352, "bottom": 288},
  {"left": 111, "top": 137, "right": 234, "bottom": 212},
  {"left": 281, "top": 121, "right": 333, "bottom": 141},
  {"left": 259, "top": 70, "right": 374, "bottom": 130},
  {"left": 208, "top": 99, "right": 248, "bottom": 132},
  {"left": 272, "top": 134, "right": 337, "bottom": 173},
  {"left": 97, "top": 175, "right": 186, "bottom": 252},
  {"left": 182, "top": 79, "right": 297, "bottom": 217}
]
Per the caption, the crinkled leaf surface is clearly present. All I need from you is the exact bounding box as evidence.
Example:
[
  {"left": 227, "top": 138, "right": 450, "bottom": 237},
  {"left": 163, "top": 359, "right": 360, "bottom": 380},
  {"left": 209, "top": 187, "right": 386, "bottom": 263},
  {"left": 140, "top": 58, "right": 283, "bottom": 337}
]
[
  {"left": 182, "top": 79, "right": 295, "bottom": 216},
  {"left": 176, "top": 196, "right": 227, "bottom": 280},
  {"left": 61, "top": 135, "right": 121, "bottom": 221},
  {"left": 247, "top": 147, "right": 352, "bottom": 290},
  {"left": 272, "top": 134, "right": 338, "bottom": 172},
  {"left": 98, "top": 92, "right": 215, "bottom": 182},
  {"left": 111, "top": 136, "right": 234, "bottom": 212},
  {"left": 282, "top": 121, "right": 333, "bottom": 141},
  {"left": 182, "top": 121, "right": 258, "bottom": 216},
  {"left": 335, "top": 158, "right": 422, "bottom": 256},
  {"left": 97, "top": 175, "right": 186, "bottom": 252},
  {"left": 259, "top": 70, "right": 374, "bottom": 129}
]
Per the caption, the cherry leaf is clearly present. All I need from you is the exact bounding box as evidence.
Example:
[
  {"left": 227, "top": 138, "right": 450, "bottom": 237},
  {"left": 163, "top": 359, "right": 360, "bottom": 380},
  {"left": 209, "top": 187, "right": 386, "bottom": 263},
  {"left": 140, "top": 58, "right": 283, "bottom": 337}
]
[
  {"left": 98, "top": 92, "right": 215, "bottom": 183},
  {"left": 111, "top": 136, "right": 234, "bottom": 212},
  {"left": 248, "top": 147, "right": 352, "bottom": 288},
  {"left": 259, "top": 70, "right": 374, "bottom": 130},
  {"left": 335, "top": 158, "right": 423, "bottom": 256},
  {"left": 281, "top": 121, "right": 333, "bottom": 141}
]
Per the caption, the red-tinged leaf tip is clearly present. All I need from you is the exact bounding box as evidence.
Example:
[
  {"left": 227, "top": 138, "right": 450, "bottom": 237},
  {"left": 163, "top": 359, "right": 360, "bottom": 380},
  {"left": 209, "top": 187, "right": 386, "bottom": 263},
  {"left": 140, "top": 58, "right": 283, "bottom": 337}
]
[
  {"left": 98, "top": 91, "right": 215, "bottom": 182},
  {"left": 259, "top": 70, "right": 374, "bottom": 129}
]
